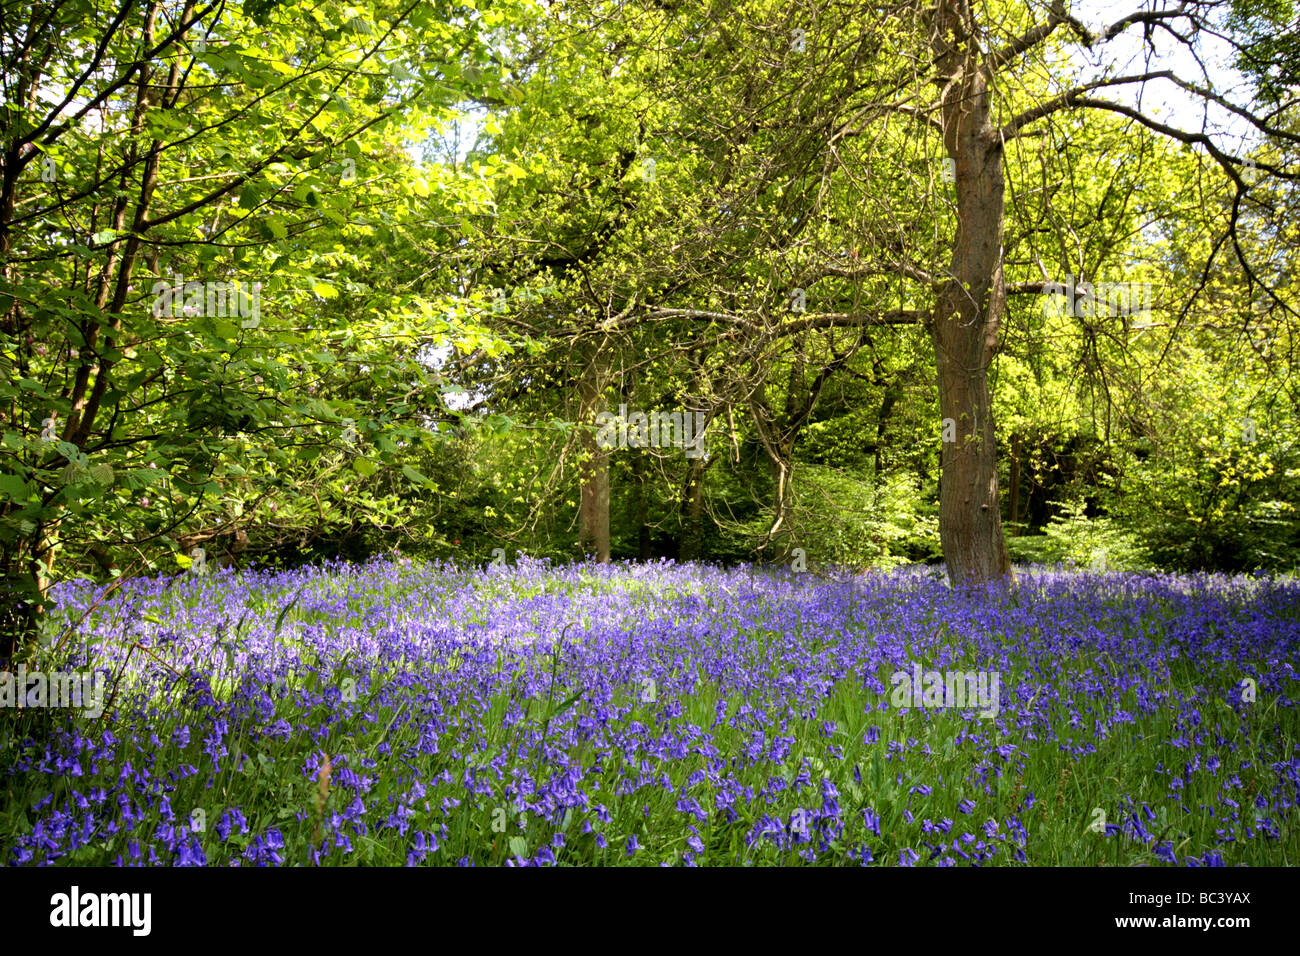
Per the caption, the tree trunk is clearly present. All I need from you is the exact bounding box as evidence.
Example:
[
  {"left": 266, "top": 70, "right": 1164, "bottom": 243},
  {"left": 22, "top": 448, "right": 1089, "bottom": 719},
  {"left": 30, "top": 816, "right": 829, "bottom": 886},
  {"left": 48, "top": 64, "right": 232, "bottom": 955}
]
[
  {"left": 631, "top": 452, "right": 652, "bottom": 560},
  {"left": 2, "top": 12, "right": 171, "bottom": 656},
  {"left": 874, "top": 381, "right": 900, "bottom": 476},
  {"left": 680, "top": 456, "right": 705, "bottom": 561},
  {"left": 930, "top": 0, "right": 1012, "bottom": 587},
  {"left": 577, "top": 352, "right": 610, "bottom": 562},
  {"left": 769, "top": 441, "right": 795, "bottom": 548}
]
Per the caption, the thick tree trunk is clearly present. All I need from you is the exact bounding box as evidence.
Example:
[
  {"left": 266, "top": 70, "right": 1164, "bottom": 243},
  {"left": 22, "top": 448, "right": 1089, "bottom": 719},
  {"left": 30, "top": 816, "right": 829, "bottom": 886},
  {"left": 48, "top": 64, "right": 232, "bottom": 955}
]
[
  {"left": 930, "top": 0, "right": 1012, "bottom": 587},
  {"left": 577, "top": 353, "right": 610, "bottom": 562},
  {"left": 933, "top": 331, "right": 1010, "bottom": 585}
]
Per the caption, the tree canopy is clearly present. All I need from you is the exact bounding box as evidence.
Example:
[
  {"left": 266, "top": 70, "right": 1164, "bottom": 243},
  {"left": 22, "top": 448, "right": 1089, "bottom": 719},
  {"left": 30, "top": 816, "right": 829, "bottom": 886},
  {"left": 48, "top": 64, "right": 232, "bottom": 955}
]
[{"left": 2, "top": 0, "right": 1298, "bottom": 653}]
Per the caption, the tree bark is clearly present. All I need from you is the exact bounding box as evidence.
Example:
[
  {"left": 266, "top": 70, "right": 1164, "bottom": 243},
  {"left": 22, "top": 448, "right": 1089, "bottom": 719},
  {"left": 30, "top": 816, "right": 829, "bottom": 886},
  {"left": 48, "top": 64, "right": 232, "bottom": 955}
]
[
  {"left": 631, "top": 452, "right": 652, "bottom": 560},
  {"left": 874, "top": 380, "right": 901, "bottom": 476},
  {"left": 680, "top": 456, "right": 705, "bottom": 561},
  {"left": 577, "top": 350, "right": 610, "bottom": 562},
  {"left": 929, "top": 0, "right": 1012, "bottom": 587}
]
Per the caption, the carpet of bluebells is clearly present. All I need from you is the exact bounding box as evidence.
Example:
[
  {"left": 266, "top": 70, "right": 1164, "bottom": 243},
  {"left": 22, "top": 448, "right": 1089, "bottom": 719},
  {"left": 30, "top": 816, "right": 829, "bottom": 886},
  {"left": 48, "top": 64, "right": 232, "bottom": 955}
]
[{"left": 2, "top": 558, "right": 1298, "bottom": 866}]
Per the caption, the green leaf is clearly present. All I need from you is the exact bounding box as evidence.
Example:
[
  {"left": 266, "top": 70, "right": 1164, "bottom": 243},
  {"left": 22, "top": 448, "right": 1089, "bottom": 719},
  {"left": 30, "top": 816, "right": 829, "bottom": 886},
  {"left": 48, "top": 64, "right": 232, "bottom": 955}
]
[
  {"left": 274, "top": 588, "right": 307, "bottom": 636},
  {"left": 0, "top": 474, "right": 32, "bottom": 501},
  {"left": 546, "top": 689, "right": 585, "bottom": 722},
  {"left": 401, "top": 465, "right": 431, "bottom": 487}
]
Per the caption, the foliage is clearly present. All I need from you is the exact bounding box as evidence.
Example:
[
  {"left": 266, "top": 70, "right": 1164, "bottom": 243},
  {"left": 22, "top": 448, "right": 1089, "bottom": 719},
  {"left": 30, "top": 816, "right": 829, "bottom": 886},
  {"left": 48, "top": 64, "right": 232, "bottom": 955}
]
[{"left": 1007, "top": 499, "right": 1150, "bottom": 572}]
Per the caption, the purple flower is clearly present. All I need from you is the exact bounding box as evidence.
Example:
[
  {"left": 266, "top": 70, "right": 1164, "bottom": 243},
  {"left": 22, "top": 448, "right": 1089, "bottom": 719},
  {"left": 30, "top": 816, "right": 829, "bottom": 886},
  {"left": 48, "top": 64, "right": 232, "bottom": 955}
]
[{"left": 863, "top": 808, "right": 881, "bottom": 837}]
